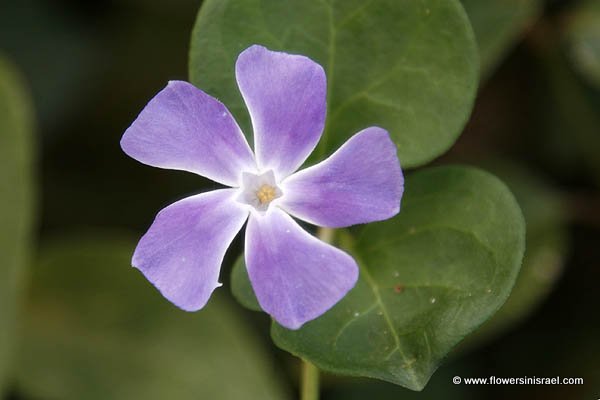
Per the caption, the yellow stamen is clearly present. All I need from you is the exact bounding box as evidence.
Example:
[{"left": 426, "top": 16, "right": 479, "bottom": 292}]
[{"left": 256, "top": 184, "right": 276, "bottom": 205}]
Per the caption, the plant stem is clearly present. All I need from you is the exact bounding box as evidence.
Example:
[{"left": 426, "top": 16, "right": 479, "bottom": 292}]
[
  {"left": 300, "top": 359, "right": 320, "bottom": 400},
  {"left": 318, "top": 226, "right": 334, "bottom": 243},
  {"left": 298, "top": 227, "right": 333, "bottom": 400}
]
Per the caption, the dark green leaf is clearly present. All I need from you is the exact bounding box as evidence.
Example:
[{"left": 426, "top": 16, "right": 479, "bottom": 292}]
[
  {"left": 0, "top": 56, "right": 35, "bottom": 394},
  {"left": 326, "top": 358, "right": 479, "bottom": 400},
  {"left": 16, "top": 234, "right": 290, "bottom": 400},
  {"left": 232, "top": 166, "right": 525, "bottom": 390},
  {"left": 461, "top": 0, "right": 542, "bottom": 80},
  {"left": 460, "top": 162, "right": 567, "bottom": 348},
  {"left": 189, "top": 0, "right": 478, "bottom": 168}
]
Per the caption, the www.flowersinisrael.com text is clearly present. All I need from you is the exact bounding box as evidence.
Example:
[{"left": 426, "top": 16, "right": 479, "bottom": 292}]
[{"left": 452, "top": 376, "right": 584, "bottom": 385}]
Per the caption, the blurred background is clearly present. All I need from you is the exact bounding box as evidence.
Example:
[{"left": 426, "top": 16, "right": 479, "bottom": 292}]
[{"left": 0, "top": 0, "right": 599, "bottom": 399}]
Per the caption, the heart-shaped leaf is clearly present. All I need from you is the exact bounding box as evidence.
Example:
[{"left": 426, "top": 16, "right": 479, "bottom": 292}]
[
  {"left": 189, "top": 0, "right": 478, "bottom": 168},
  {"left": 0, "top": 56, "right": 35, "bottom": 394},
  {"left": 231, "top": 166, "right": 525, "bottom": 390},
  {"left": 461, "top": 0, "right": 542, "bottom": 80},
  {"left": 16, "top": 234, "right": 290, "bottom": 400}
]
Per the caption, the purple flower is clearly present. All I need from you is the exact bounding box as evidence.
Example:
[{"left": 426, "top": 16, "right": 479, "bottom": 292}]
[{"left": 120, "top": 45, "right": 403, "bottom": 329}]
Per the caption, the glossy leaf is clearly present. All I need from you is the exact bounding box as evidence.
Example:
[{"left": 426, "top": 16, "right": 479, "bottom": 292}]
[
  {"left": 189, "top": 0, "right": 478, "bottom": 168},
  {"left": 461, "top": 0, "right": 542, "bottom": 80},
  {"left": 16, "top": 235, "right": 290, "bottom": 400},
  {"left": 460, "top": 162, "right": 567, "bottom": 348},
  {"left": 564, "top": 0, "right": 600, "bottom": 89},
  {"left": 0, "top": 56, "right": 35, "bottom": 394},
  {"left": 232, "top": 166, "right": 525, "bottom": 390},
  {"left": 326, "top": 358, "right": 478, "bottom": 400}
]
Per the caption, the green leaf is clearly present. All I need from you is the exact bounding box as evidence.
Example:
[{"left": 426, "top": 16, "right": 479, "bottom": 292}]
[
  {"left": 189, "top": 0, "right": 478, "bottom": 168},
  {"left": 461, "top": 0, "right": 542, "bottom": 80},
  {"left": 231, "top": 166, "right": 525, "bottom": 390},
  {"left": 326, "top": 359, "right": 478, "bottom": 400},
  {"left": 460, "top": 162, "right": 567, "bottom": 348},
  {"left": 0, "top": 56, "right": 35, "bottom": 394},
  {"left": 231, "top": 255, "right": 261, "bottom": 312},
  {"left": 564, "top": 0, "right": 600, "bottom": 90},
  {"left": 16, "top": 234, "right": 290, "bottom": 400}
]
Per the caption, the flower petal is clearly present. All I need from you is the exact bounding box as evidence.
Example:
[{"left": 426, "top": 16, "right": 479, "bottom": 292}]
[
  {"left": 132, "top": 189, "right": 248, "bottom": 311},
  {"left": 121, "top": 81, "right": 256, "bottom": 187},
  {"left": 235, "top": 45, "right": 326, "bottom": 178},
  {"left": 280, "top": 127, "right": 403, "bottom": 228},
  {"left": 245, "top": 209, "right": 358, "bottom": 329}
]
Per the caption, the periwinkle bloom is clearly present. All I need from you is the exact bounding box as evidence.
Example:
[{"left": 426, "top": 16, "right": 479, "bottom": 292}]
[{"left": 121, "top": 45, "right": 403, "bottom": 329}]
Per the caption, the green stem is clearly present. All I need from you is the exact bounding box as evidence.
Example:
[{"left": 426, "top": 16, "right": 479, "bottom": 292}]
[
  {"left": 318, "top": 226, "right": 335, "bottom": 243},
  {"left": 300, "top": 359, "right": 320, "bottom": 400},
  {"left": 298, "top": 227, "right": 333, "bottom": 400}
]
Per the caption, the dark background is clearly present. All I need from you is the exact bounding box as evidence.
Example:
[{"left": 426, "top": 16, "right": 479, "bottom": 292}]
[{"left": 1, "top": 0, "right": 598, "bottom": 399}]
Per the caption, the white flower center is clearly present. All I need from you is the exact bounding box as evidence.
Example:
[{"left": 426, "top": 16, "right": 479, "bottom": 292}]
[{"left": 238, "top": 170, "right": 282, "bottom": 212}]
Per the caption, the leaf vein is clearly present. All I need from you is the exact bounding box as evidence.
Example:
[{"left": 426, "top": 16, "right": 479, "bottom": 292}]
[
  {"left": 331, "top": 303, "right": 378, "bottom": 348},
  {"left": 357, "top": 256, "right": 420, "bottom": 384}
]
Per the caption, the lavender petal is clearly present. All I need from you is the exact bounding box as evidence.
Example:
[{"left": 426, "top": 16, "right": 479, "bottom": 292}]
[
  {"left": 132, "top": 189, "right": 248, "bottom": 311},
  {"left": 121, "top": 81, "right": 256, "bottom": 187},
  {"left": 235, "top": 45, "right": 326, "bottom": 179},
  {"left": 245, "top": 209, "right": 358, "bottom": 329}
]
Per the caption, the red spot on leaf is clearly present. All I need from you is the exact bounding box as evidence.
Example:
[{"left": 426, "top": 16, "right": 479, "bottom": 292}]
[{"left": 393, "top": 284, "right": 404, "bottom": 294}]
